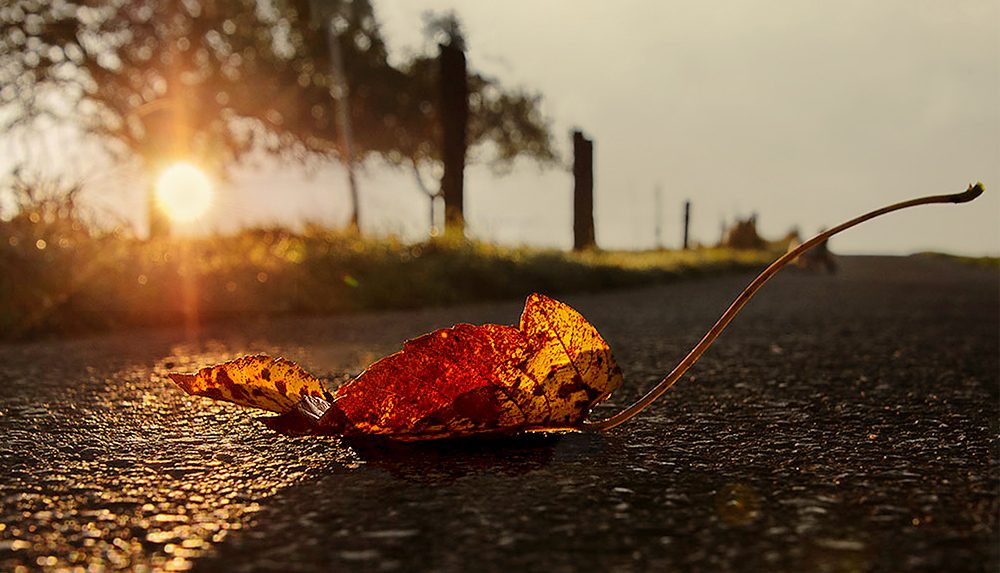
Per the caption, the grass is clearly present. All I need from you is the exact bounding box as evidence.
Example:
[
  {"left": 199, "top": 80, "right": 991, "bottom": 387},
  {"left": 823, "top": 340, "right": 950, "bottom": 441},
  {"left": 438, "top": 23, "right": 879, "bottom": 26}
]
[
  {"left": 0, "top": 218, "right": 775, "bottom": 341},
  {"left": 912, "top": 251, "right": 999, "bottom": 268},
  {"left": 0, "top": 174, "right": 782, "bottom": 340}
]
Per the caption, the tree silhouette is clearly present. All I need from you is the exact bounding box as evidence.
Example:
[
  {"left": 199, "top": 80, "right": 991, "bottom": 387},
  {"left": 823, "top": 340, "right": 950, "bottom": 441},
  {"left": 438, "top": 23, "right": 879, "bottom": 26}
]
[{"left": 0, "top": 1, "right": 556, "bottom": 233}]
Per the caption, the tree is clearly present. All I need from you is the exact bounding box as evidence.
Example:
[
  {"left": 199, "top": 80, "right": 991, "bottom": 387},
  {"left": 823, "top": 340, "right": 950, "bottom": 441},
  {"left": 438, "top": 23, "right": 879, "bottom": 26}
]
[
  {"left": 0, "top": 1, "right": 556, "bottom": 234},
  {"left": 3, "top": 1, "right": 282, "bottom": 168}
]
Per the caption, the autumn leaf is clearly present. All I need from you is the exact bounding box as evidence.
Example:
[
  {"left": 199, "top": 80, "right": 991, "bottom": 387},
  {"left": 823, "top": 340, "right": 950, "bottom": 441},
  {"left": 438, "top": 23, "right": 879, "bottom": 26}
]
[{"left": 169, "top": 294, "right": 623, "bottom": 441}]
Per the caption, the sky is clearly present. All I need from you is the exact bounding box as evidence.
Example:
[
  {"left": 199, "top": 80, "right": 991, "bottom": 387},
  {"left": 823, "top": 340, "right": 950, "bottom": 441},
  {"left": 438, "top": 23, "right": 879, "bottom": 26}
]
[
  {"left": 371, "top": 0, "right": 1000, "bottom": 255},
  {"left": 5, "top": 0, "right": 998, "bottom": 256}
]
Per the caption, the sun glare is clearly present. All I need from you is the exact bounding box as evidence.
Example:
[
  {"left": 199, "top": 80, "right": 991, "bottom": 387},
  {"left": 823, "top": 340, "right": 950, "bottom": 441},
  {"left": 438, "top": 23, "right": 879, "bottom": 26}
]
[{"left": 155, "top": 162, "right": 213, "bottom": 223}]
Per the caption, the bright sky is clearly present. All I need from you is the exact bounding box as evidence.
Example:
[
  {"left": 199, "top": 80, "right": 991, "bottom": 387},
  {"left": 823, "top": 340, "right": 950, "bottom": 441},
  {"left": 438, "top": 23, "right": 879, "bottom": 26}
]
[
  {"left": 370, "top": 0, "right": 1000, "bottom": 255},
  {"left": 5, "top": 0, "right": 998, "bottom": 256}
]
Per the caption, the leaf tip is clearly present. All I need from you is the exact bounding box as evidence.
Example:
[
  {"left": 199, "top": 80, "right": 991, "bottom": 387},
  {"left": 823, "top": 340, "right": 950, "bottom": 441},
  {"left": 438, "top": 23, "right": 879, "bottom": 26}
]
[{"left": 168, "top": 371, "right": 196, "bottom": 390}]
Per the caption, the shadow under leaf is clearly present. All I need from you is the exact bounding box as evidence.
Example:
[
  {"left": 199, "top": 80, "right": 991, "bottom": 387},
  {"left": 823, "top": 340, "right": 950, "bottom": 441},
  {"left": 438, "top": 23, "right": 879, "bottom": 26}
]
[{"left": 345, "top": 430, "right": 609, "bottom": 484}]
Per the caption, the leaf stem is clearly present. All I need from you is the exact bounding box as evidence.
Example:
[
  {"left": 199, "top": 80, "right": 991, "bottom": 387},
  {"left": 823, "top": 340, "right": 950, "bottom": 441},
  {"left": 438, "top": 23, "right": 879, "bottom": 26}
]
[{"left": 584, "top": 183, "right": 985, "bottom": 432}]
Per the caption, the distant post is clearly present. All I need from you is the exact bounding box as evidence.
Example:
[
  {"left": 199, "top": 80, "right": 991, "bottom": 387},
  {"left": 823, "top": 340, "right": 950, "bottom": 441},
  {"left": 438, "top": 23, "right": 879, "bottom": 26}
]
[
  {"left": 572, "top": 130, "right": 595, "bottom": 251},
  {"left": 683, "top": 200, "right": 691, "bottom": 250},
  {"left": 654, "top": 185, "right": 662, "bottom": 249},
  {"left": 440, "top": 42, "right": 468, "bottom": 237}
]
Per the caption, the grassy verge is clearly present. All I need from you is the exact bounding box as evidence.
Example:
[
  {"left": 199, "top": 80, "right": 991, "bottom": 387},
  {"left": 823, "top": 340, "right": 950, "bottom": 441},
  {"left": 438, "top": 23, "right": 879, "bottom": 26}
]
[
  {"left": 0, "top": 223, "right": 775, "bottom": 341},
  {"left": 912, "top": 251, "right": 999, "bottom": 268}
]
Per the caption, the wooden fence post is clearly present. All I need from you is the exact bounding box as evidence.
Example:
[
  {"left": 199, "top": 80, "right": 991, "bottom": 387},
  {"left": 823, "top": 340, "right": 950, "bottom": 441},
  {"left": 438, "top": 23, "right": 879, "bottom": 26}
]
[
  {"left": 572, "top": 130, "right": 595, "bottom": 251},
  {"left": 440, "top": 43, "right": 468, "bottom": 237},
  {"left": 683, "top": 200, "right": 691, "bottom": 250},
  {"left": 654, "top": 185, "right": 663, "bottom": 249}
]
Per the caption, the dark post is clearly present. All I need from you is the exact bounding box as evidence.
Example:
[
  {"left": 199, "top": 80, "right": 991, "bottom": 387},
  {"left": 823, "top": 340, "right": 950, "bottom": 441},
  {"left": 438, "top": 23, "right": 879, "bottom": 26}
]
[
  {"left": 654, "top": 185, "right": 662, "bottom": 249},
  {"left": 683, "top": 200, "right": 691, "bottom": 250},
  {"left": 572, "top": 130, "right": 595, "bottom": 251},
  {"left": 439, "top": 43, "right": 468, "bottom": 236}
]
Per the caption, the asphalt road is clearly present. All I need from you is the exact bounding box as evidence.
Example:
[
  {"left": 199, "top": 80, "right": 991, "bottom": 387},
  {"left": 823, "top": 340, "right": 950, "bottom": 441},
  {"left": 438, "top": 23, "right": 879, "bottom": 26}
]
[{"left": 1, "top": 255, "right": 997, "bottom": 573}]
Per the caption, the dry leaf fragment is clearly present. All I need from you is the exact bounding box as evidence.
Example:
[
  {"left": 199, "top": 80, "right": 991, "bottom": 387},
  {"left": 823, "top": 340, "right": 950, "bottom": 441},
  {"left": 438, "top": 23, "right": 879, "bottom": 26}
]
[
  {"left": 169, "top": 294, "right": 623, "bottom": 440},
  {"left": 170, "top": 354, "right": 333, "bottom": 413}
]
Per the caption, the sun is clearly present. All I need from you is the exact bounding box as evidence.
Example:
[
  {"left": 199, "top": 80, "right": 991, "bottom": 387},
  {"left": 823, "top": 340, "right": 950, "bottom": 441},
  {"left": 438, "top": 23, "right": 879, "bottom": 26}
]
[{"left": 155, "top": 162, "right": 213, "bottom": 223}]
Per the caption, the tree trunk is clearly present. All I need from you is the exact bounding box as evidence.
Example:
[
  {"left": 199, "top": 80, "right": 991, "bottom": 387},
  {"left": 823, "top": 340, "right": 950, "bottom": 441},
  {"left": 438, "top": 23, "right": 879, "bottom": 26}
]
[
  {"left": 147, "top": 186, "right": 170, "bottom": 240},
  {"left": 327, "top": 24, "right": 360, "bottom": 231}
]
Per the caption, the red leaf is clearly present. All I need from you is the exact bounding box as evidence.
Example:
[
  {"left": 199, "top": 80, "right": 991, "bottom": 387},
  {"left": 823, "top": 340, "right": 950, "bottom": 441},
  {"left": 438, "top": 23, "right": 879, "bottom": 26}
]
[{"left": 170, "top": 294, "right": 622, "bottom": 440}]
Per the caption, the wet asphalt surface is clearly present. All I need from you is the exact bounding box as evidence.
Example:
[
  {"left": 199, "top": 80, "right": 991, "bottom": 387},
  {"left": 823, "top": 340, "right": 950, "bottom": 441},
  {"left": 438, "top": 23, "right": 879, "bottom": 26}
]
[{"left": 0, "top": 255, "right": 997, "bottom": 573}]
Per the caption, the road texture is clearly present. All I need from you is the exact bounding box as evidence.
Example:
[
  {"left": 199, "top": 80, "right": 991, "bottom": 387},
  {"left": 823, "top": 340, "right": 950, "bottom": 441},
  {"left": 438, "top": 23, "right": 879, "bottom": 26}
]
[{"left": 1, "top": 255, "right": 997, "bottom": 572}]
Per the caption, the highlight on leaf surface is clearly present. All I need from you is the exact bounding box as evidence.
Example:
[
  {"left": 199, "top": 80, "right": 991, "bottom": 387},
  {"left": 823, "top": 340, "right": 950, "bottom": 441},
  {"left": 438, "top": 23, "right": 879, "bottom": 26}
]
[
  {"left": 169, "top": 294, "right": 623, "bottom": 441},
  {"left": 168, "top": 183, "right": 983, "bottom": 440}
]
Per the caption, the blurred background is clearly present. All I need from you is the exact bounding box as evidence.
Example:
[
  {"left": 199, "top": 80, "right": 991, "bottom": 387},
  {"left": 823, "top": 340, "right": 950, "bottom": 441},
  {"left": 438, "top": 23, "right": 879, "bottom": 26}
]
[
  {"left": 0, "top": 0, "right": 996, "bottom": 338},
  {"left": 2, "top": 0, "right": 997, "bottom": 253}
]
